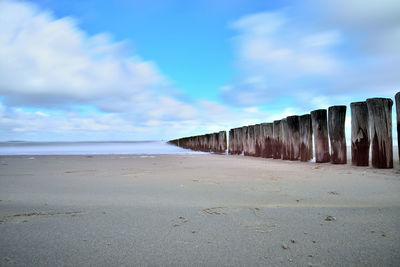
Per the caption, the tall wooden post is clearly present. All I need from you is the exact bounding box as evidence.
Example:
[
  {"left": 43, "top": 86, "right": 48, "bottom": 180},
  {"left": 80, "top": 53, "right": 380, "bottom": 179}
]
[
  {"left": 366, "top": 98, "right": 393, "bottom": 168},
  {"left": 259, "top": 124, "right": 266, "bottom": 157},
  {"left": 299, "top": 114, "right": 313, "bottom": 161},
  {"left": 311, "top": 109, "right": 330, "bottom": 163},
  {"left": 228, "top": 129, "right": 234, "bottom": 154},
  {"left": 195, "top": 136, "right": 199, "bottom": 151},
  {"left": 273, "top": 120, "right": 282, "bottom": 159},
  {"left": 287, "top": 115, "right": 300, "bottom": 160},
  {"left": 281, "top": 118, "right": 289, "bottom": 160},
  {"left": 254, "top": 124, "right": 263, "bottom": 157},
  {"left": 247, "top": 125, "right": 256, "bottom": 156},
  {"left": 236, "top": 128, "right": 243, "bottom": 155},
  {"left": 262, "top": 123, "right": 274, "bottom": 158},
  {"left": 350, "top": 102, "right": 370, "bottom": 166},
  {"left": 395, "top": 92, "right": 400, "bottom": 162},
  {"left": 219, "top": 131, "right": 227, "bottom": 153},
  {"left": 328, "top": 105, "right": 347, "bottom": 164},
  {"left": 242, "top": 126, "right": 249, "bottom": 156}
]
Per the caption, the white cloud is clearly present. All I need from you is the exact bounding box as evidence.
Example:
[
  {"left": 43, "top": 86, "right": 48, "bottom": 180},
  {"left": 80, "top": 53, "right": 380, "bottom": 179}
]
[
  {"left": 0, "top": 0, "right": 191, "bottom": 122},
  {"left": 0, "top": 0, "right": 218, "bottom": 140},
  {"left": 222, "top": 1, "right": 399, "bottom": 107}
]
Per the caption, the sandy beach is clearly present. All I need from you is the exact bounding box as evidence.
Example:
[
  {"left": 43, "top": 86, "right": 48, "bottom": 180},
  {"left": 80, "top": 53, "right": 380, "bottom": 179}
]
[{"left": 0, "top": 153, "right": 400, "bottom": 266}]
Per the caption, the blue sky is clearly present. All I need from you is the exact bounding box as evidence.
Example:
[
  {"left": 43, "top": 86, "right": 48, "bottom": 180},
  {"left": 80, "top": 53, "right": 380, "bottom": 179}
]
[{"left": 0, "top": 0, "right": 399, "bottom": 141}]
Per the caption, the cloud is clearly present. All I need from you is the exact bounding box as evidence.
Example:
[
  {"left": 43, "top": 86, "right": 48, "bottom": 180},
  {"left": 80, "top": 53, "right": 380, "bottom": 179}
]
[
  {"left": 221, "top": 0, "right": 400, "bottom": 108},
  {"left": 0, "top": 0, "right": 218, "bottom": 140},
  {"left": 0, "top": 0, "right": 191, "bottom": 121}
]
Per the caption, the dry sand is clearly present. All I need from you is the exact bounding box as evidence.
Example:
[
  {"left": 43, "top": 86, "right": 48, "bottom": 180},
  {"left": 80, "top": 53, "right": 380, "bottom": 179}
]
[{"left": 0, "top": 153, "right": 399, "bottom": 266}]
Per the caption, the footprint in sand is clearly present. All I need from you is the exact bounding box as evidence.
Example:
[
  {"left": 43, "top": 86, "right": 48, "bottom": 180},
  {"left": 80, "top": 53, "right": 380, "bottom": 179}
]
[
  {"left": 64, "top": 170, "right": 96, "bottom": 174},
  {"left": 201, "top": 207, "right": 276, "bottom": 233}
]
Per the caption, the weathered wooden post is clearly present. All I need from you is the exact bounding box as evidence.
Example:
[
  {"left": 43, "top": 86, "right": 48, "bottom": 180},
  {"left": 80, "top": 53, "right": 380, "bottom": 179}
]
[
  {"left": 273, "top": 120, "right": 282, "bottom": 159},
  {"left": 366, "top": 98, "right": 393, "bottom": 168},
  {"left": 228, "top": 129, "right": 234, "bottom": 154},
  {"left": 328, "top": 105, "right": 347, "bottom": 164},
  {"left": 205, "top": 134, "right": 210, "bottom": 152},
  {"left": 232, "top": 128, "right": 238, "bottom": 154},
  {"left": 255, "top": 124, "right": 262, "bottom": 157},
  {"left": 396, "top": 92, "right": 400, "bottom": 161},
  {"left": 242, "top": 126, "right": 249, "bottom": 156},
  {"left": 259, "top": 124, "right": 266, "bottom": 157},
  {"left": 311, "top": 109, "right": 330, "bottom": 163},
  {"left": 262, "top": 123, "right": 274, "bottom": 158},
  {"left": 219, "top": 131, "right": 227, "bottom": 153},
  {"left": 350, "top": 102, "right": 369, "bottom": 166},
  {"left": 236, "top": 128, "right": 243, "bottom": 155},
  {"left": 195, "top": 136, "right": 200, "bottom": 151},
  {"left": 281, "top": 118, "right": 290, "bottom": 160},
  {"left": 214, "top": 132, "right": 219, "bottom": 153},
  {"left": 247, "top": 125, "right": 256, "bottom": 156},
  {"left": 299, "top": 114, "right": 313, "bottom": 161},
  {"left": 287, "top": 115, "right": 300, "bottom": 160}
]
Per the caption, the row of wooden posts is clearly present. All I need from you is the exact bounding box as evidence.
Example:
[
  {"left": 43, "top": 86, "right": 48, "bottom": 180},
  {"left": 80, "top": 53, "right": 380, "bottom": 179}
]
[
  {"left": 170, "top": 93, "right": 400, "bottom": 169},
  {"left": 168, "top": 131, "right": 227, "bottom": 153}
]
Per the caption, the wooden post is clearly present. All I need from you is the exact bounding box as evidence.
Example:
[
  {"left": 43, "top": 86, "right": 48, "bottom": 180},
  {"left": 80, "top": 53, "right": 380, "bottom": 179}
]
[
  {"left": 328, "top": 105, "right": 347, "bottom": 164},
  {"left": 242, "top": 126, "right": 249, "bottom": 156},
  {"left": 287, "top": 115, "right": 300, "bottom": 160},
  {"left": 219, "top": 131, "right": 227, "bottom": 153},
  {"left": 236, "top": 128, "right": 243, "bottom": 155},
  {"left": 232, "top": 128, "right": 237, "bottom": 154},
  {"left": 195, "top": 136, "right": 200, "bottom": 151},
  {"left": 247, "top": 125, "right": 256, "bottom": 156},
  {"left": 311, "top": 109, "right": 330, "bottom": 163},
  {"left": 259, "top": 124, "right": 266, "bottom": 157},
  {"left": 262, "top": 123, "right": 274, "bottom": 158},
  {"left": 273, "top": 120, "right": 282, "bottom": 159},
  {"left": 350, "top": 102, "right": 369, "bottom": 166},
  {"left": 214, "top": 132, "right": 219, "bottom": 153},
  {"left": 396, "top": 92, "right": 400, "bottom": 161},
  {"left": 254, "top": 124, "right": 262, "bottom": 157},
  {"left": 228, "top": 129, "right": 234, "bottom": 154},
  {"left": 281, "top": 118, "right": 289, "bottom": 160},
  {"left": 299, "top": 114, "right": 313, "bottom": 161},
  {"left": 366, "top": 98, "right": 393, "bottom": 168}
]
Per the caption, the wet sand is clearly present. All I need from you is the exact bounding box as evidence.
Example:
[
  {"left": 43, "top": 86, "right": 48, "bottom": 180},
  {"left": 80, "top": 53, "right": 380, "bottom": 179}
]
[{"left": 0, "top": 153, "right": 399, "bottom": 266}]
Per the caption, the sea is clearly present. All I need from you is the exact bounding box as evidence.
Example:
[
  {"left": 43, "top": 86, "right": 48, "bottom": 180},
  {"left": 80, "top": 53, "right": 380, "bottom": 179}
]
[{"left": 0, "top": 141, "right": 205, "bottom": 155}]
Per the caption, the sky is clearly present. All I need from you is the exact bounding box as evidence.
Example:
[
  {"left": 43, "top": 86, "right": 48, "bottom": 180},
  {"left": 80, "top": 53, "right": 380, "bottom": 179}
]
[{"left": 0, "top": 0, "right": 399, "bottom": 141}]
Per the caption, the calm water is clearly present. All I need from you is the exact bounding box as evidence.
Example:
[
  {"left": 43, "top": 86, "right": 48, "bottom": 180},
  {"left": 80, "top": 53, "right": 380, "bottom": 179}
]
[{"left": 0, "top": 141, "right": 205, "bottom": 155}]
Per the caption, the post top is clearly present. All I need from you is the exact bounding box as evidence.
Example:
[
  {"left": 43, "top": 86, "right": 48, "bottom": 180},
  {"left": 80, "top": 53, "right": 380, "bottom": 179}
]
[
  {"left": 366, "top": 97, "right": 393, "bottom": 104},
  {"left": 310, "top": 109, "right": 327, "bottom": 113},
  {"left": 328, "top": 105, "right": 347, "bottom": 109},
  {"left": 287, "top": 115, "right": 299, "bottom": 119},
  {"left": 350, "top": 101, "right": 367, "bottom": 106}
]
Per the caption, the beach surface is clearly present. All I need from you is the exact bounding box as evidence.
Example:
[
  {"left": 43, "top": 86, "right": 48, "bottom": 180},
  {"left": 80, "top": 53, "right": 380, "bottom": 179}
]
[{"left": 0, "top": 153, "right": 399, "bottom": 266}]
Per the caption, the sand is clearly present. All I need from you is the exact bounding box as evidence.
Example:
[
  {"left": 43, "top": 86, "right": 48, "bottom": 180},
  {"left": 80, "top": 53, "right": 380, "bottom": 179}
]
[{"left": 0, "top": 153, "right": 399, "bottom": 266}]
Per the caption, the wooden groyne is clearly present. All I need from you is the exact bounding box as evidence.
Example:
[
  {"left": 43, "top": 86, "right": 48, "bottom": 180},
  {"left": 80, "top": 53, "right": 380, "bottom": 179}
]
[
  {"left": 169, "top": 130, "right": 226, "bottom": 153},
  {"left": 169, "top": 92, "right": 398, "bottom": 169}
]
